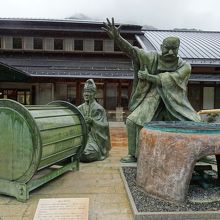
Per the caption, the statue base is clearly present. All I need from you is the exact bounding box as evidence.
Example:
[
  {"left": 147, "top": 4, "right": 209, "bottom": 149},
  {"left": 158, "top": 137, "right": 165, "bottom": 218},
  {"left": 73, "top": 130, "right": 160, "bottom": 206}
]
[{"left": 136, "top": 121, "right": 220, "bottom": 203}]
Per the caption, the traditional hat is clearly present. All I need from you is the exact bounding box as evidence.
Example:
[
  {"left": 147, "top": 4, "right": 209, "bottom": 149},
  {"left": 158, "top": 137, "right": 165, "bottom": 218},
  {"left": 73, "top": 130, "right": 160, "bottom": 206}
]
[{"left": 84, "top": 79, "right": 96, "bottom": 92}]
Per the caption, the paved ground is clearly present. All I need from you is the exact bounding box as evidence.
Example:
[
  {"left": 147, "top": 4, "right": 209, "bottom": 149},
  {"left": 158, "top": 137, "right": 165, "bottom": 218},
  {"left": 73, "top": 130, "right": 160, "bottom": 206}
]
[
  {"left": 0, "top": 125, "right": 133, "bottom": 220},
  {"left": 0, "top": 123, "right": 218, "bottom": 220}
]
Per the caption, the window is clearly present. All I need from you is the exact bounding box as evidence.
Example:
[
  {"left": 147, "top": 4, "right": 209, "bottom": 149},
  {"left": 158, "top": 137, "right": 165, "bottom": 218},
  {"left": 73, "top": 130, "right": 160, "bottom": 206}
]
[
  {"left": 13, "top": 37, "right": 22, "bottom": 49},
  {"left": 67, "top": 84, "right": 76, "bottom": 104},
  {"left": 33, "top": 38, "right": 43, "bottom": 49},
  {"left": 0, "top": 89, "right": 30, "bottom": 104},
  {"left": 54, "top": 39, "right": 63, "bottom": 50},
  {"left": 114, "top": 43, "right": 120, "bottom": 52},
  {"left": 94, "top": 40, "right": 103, "bottom": 51},
  {"left": 17, "top": 91, "right": 25, "bottom": 104},
  {"left": 96, "top": 84, "right": 104, "bottom": 106},
  {"left": 17, "top": 90, "right": 30, "bottom": 105},
  {"left": 188, "top": 84, "right": 202, "bottom": 111},
  {"left": 121, "top": 83, "right": 129, "bottom": 109},
  {"left": 106, "top": 83, "right": 118, "bottom": 109},
  {"left": 74, "top": 39, "right": 83, "bottom": 51}
]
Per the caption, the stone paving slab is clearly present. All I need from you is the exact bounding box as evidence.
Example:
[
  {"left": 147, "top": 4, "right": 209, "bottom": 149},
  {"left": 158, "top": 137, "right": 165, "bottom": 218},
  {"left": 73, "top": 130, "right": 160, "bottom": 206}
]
[{"left": 0, "top": 147, "right": 132, "bottom": 220}]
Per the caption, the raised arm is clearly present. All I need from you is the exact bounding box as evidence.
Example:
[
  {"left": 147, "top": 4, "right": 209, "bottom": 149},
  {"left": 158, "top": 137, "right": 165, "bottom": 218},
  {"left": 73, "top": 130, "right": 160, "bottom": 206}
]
[{"left": 102, "top": 18, "right": 135, "bottom": 58}]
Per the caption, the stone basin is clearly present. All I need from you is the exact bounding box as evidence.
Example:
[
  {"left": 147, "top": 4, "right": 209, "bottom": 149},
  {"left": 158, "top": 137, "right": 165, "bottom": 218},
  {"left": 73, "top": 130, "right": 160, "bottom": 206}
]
[{"left": 136, "top": 121, "right": 220, "bottom": 203}]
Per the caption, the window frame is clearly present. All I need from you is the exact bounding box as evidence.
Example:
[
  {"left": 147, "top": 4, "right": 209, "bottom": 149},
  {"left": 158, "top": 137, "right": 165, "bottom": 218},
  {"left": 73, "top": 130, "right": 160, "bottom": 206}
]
[
  {"left": 13, "top": 37, "right": 23, "bottom": 49},
  {"left": 74, "top": 39, "right": 83, "bottom": 51},
  {"left": 54, "top": 38, "right": 64, "bottom": 50},
  {"left": 114, "top": 42, "right": 120, "bottom": 52},
  {"left": 94, "top": 40, "right": 103, "bottom": 51},
  {"left": 33, "top": 37, "right": 43, "bottom": 50}
]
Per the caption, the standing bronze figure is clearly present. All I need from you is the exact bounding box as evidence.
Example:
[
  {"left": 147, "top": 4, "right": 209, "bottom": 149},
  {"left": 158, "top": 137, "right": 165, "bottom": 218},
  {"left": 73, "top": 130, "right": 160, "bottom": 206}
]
[{"left": 103, "top": 18, "right": 200, "bottom": 163}]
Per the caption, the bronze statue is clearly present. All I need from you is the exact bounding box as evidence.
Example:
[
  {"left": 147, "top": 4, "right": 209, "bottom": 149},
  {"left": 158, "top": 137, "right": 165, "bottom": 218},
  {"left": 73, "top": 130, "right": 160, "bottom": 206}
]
[
  {"left": 78, "top": 79, "right": 111, "bottom": 162},
  {"left": 103, "top": 18, "right": 201, "bottom": 163}
]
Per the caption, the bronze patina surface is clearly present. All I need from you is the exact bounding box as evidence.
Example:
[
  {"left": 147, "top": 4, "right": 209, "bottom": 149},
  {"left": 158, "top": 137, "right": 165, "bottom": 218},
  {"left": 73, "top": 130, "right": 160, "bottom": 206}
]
[
  {"left": 78, "top": 79, "right": 111, "bottom": 162},
  {"left": 0, "top": 99, "right": 87, "bottom": 201},
  {"left": 103, "top": 18, "right": 200, "bottom": 163}
]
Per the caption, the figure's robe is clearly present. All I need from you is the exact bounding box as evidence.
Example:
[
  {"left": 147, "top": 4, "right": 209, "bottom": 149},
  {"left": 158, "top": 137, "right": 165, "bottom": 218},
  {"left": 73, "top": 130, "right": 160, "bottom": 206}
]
[
  {"left": 78, "top": 101, "right": 111, "bottom": 162},
  {"left": 128, "top": 48, "right": 201, "bottom": 126}
]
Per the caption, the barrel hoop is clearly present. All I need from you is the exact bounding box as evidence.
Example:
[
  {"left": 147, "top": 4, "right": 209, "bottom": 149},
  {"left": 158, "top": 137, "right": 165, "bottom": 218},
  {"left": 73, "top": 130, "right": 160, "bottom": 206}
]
[
  {"left": 34, "top": 113, "right": 78, "bottom": 119},
  {"left": 27, "top": 106, "right": 69, "bottom": 110},
  {"left": 42, "top": 134, "right": 83, "bottom": 147},
  {"left": 39, "top": 123, "right": 81, "bottom": 132},
  {"left": 41, "top": 144, "right": 81, "bottom": 161}
]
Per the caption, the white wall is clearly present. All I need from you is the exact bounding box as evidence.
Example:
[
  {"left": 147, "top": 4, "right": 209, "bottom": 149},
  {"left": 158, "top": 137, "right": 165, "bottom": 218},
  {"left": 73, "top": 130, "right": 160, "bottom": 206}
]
[
  {"left": 84, "top": 39, "right": 94, "bottom": 52},
  {"left": 23, "top": 37, "right": 33, "bottom": 50},
  {"left": 103, "top": 40, "right": 114, "bottom": 52},
  {"left": 64, "top": 38, "right": 74, "bottom": 51},
  {"left": 203, "top": 87, "right": 214, "bottom": 109},
  {"left": 44, "top": 38, "right": 54, "bottom": 51},
  {"left": 3, "top": 36, "right": 12, "bottom": 49}
]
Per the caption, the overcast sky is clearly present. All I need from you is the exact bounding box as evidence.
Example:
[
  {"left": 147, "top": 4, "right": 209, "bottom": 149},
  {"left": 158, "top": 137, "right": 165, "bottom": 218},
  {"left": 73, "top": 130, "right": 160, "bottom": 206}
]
[{"left": 1, "top": 0, "right": 220, "bottom": 31}]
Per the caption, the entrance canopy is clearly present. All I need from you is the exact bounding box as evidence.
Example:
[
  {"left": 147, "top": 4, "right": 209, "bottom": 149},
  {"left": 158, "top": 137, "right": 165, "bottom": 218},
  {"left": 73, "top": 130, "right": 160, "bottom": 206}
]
[
  {"left": 0, "top": 55, "right": 133, "bottom": 80},
  {"left": 0, "top": 61, "right": 30, "bottom": 82}
]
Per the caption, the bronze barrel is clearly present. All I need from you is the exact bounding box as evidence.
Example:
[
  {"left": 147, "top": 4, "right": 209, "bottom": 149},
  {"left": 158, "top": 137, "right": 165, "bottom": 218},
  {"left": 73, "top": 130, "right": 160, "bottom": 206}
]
[{"left": 0, "top": 99, "right": 87, "bottom": 201}]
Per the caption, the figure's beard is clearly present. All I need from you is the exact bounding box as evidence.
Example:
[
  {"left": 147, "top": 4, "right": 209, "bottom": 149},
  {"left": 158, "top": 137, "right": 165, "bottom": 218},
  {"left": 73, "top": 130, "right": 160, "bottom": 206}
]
[{"left": 162, "top": 54, "right": 177, "bottom": 62}]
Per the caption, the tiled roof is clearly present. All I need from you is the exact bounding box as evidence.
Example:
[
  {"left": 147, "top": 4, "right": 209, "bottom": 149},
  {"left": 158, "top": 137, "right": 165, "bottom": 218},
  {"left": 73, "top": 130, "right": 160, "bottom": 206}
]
[
  {"left": 0, "top": 18, "right": 142, "bottom": 34},
  {"left": 0, "top": 55, "right": 219, "bottom": 81},
  {"left": 136, "top": 30, "right": 220, "bottom": 65},
  {"left": 0, "top": 55, "right": 134, "bottom": 79}
]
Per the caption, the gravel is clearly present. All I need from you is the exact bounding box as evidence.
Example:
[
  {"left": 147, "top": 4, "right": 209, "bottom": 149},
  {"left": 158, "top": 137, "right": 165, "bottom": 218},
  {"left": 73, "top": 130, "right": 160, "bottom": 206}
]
[{"left": 122, "top": 166, "right": 220, "bottom": 212}]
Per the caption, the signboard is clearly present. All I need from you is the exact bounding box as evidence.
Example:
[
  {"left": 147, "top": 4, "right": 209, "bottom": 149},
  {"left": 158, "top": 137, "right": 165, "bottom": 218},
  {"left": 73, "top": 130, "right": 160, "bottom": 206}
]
[{"left": 33, "top": 198, "right": 89, "bottom": 220}]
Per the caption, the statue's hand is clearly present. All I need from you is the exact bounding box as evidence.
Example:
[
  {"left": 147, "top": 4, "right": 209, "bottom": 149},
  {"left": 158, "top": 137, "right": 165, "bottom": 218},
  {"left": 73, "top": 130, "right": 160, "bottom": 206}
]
[
  {"left": 138, "top": 68, "right": 161, "bottom": 85},
  {"left": 138, "top": 68, "right": 150, "bottom": 80},
  {"left": 102, "top": 17, "right": 120, "bottom": 39}
]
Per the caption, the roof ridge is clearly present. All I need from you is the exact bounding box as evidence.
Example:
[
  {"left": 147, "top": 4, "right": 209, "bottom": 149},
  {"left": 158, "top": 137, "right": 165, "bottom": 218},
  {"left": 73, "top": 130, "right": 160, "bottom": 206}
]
[{"left": 142, "top": 29, "right": 220, "bottom": 34}]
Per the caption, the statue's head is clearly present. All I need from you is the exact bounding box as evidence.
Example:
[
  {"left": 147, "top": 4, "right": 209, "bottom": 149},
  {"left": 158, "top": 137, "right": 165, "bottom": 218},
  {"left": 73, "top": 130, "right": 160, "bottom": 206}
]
[
  {"left": 161, "top": 36, "right": 180, "bottom": 62},
  {"left": 83, "top": 79, "right": 96, "bottom": 103}
]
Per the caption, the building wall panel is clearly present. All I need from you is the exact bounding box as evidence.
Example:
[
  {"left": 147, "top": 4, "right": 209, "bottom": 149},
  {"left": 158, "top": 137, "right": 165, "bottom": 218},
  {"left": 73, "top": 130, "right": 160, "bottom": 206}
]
[
  {"left": 103, "top": 40, "right": 114, "bottom": 52},
  {"left": 3, "top": 36, "right": 12, "bottom": 49},
  {"left": 203, "top": 87, "right": 214, "bottom": 109},
  {"left": 64, "top": 38, "right": 74, "bottom": 51},
  {"left": 37, "top": 83, "right": 53, "bottom": 104},
  {"left": 44, "top": 38, "right": 54, "bottom": 51},
  {"left": 23, "top": 37, "right": 33, "bottom": 50},
  {"left": 84, "top": 39, "right": 94, "bottom": 52}
]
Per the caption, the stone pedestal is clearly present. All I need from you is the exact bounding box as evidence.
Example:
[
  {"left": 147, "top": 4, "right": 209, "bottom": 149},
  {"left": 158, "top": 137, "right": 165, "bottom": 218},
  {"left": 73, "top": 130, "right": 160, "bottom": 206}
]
[{"left": 136, "top": 122, "right": 220, "bottom": 203}]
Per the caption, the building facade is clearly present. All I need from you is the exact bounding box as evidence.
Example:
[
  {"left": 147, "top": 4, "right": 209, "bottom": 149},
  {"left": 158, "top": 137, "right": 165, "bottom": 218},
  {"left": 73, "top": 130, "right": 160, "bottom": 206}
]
[{"left": 0, "top": 18, "right": 219, "bottom": 120}]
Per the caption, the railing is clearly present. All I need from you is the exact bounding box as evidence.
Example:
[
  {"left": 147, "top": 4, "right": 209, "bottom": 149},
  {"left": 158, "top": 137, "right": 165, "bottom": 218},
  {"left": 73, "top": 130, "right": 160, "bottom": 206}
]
[
  {"left": 198, "top": 109, "right": 220, "bottom": 114},
  {"left": 198, "top": 109, "right": 220, "bottom": 123}
]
